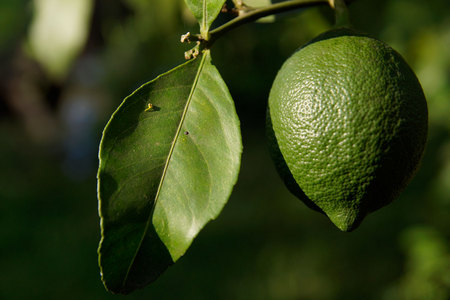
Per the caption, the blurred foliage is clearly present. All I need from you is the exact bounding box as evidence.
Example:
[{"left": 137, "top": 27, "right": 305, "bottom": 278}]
[
  {"left": 0, "top": 0, "right": 30, "bottom": 56},
  {"left": 26, "top": 0, "right": 94, "bottom": 80},
  {"left": 0, "top": 0, "right": 449, "bottom": 299}
]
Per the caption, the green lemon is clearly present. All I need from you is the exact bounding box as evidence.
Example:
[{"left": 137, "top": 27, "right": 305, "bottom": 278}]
[{"left": 267, "top": 29, "right": 428, "bottom": 231}]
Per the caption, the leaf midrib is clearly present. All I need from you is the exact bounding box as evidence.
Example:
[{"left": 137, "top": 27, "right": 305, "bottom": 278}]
[
  {"left": 202, "top": 0, "right": 207, "bottom": 33},
  {"left": 121, "top": 53, "right": 208, "bottom": 288}
]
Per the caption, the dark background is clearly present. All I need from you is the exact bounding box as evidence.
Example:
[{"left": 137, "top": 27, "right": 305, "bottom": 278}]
[{"left": 1, "top": 0, "right": 449, "bottom": 299}]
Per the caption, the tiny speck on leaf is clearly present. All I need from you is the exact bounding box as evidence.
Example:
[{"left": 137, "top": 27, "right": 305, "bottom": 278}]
[
  {"left": 184, "top": 131, "right": 189, "bottom": 135},
  {"left": 145, "top": 103, "right": 154, "bottom": 112},
  {"left": 145, "top": 103, "right": 161, "bottom": 112}
]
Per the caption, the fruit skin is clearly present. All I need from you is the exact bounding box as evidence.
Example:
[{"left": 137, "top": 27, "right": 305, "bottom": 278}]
[{"left": 267, "top": 28, "right": 428, "bottom": 231}]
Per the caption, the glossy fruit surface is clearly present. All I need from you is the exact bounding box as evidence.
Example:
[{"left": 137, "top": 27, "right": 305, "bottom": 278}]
[{"left": 267, "top": 29, "right": 428, "bottom": 231}]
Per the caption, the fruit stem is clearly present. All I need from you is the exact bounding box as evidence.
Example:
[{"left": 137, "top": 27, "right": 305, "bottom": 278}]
[
  {"left": 329, "top": 0, "right": 351, "bottom": 27},
  {"left": 182, "top": 0, "right": 354, "bottom": 49},
  {"left": 208, "top": 0, "right": 328, "bottom": 46}
]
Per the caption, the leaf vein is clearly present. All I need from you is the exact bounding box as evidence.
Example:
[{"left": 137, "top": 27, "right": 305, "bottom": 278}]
[{"left": 121, "top": 55, "right": 207, "bottom": 286}]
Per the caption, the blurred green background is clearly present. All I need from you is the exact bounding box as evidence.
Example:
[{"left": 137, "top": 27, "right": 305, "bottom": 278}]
[{"left": 1, "top": 0, "right": 449, "bottom": 299}]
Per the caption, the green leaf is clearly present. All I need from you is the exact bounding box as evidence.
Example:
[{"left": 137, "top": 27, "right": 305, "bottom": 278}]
[
  {"left": 184, "top": 0, "right": 226, "bottom": 34},
  {"left": 97, "top": 51, "right": 242, "bottom": 294}
]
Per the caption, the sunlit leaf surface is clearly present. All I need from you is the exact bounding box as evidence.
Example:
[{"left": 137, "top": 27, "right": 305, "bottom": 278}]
[{"left": 98, "top": 51, "right": 242, "bottom": 294}]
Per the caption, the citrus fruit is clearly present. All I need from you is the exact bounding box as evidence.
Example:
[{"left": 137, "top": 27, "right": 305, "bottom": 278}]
[{"left": 267, "top": 29, "right": 428, "bottom": 231}]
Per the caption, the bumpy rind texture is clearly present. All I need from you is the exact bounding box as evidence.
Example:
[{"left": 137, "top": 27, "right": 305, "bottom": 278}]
[{"left": 267, "top": 29, "right": 428, "bottom": 231}]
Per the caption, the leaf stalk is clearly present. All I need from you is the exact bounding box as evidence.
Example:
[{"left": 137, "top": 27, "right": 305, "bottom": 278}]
[{"left": 181, "top": 0, "right": 356, "bottom": 52}]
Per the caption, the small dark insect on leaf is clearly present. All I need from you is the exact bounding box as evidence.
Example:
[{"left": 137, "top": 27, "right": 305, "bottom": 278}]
[{"left": 184, "top": 131, "right": 189, "bottom": 135}]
